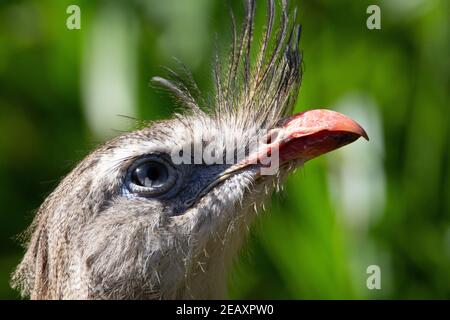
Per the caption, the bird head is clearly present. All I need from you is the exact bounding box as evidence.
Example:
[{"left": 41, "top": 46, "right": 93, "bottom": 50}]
[{"left": 12, "top": 0, "right": 368, "bottom": 299}]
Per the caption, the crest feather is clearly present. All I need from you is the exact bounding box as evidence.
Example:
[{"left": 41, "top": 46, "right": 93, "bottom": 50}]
[{"left": 152, "top": 0, "right": 303, "bottom": 128}]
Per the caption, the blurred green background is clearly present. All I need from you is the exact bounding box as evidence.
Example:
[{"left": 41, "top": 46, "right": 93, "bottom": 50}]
[{"left": 0, "top": 0, "right": 448, "bottom": 299}]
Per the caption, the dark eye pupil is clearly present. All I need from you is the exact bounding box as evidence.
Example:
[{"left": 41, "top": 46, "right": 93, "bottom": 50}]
[
  {"left": 131, "top": 162, "right": 168, "bottom": 188},
  {"left": 147, "top": 167, "right": 160, "bottom": 181}
]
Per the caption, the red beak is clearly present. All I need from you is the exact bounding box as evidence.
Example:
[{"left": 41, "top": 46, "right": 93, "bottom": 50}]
[
  {"left": 276, "top": 109, "right": 368, "bottom": 163},
  {"left": 244, "top": 109, "right": 368, "bottom": 167}
]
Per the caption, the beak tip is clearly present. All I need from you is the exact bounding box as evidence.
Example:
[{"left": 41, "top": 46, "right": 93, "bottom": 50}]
[{"left": 360, "top": 127, "right": 369, "bottom": 141}]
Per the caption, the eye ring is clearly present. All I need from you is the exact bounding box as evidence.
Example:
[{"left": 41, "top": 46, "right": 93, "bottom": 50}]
[{"left": 126, "top": 156, "right": 178, "bottom": 197}]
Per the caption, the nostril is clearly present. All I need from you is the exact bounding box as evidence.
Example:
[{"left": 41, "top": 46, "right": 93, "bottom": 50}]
[{"left": 264, "top": 129, "right": 282, "bottom": 145}]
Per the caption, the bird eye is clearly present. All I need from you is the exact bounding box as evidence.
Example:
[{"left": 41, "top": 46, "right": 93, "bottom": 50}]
[{"left": 126, "top": 157, "right": 177, "bottom": 196}]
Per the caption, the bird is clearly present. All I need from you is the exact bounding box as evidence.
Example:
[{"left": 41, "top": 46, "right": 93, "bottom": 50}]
[{"left": 12, "top": 0, "right": 368, "bottom": 299}]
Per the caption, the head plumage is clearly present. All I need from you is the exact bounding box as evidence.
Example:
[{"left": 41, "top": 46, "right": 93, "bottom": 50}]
[{"left": 152, "top": 0, "right": 303, "bottom": 129}]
